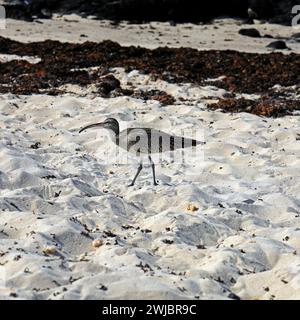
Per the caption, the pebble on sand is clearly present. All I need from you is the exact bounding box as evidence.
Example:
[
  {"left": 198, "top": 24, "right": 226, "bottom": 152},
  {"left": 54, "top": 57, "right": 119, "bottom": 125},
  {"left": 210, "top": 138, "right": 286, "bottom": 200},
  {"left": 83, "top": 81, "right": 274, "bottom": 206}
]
[
  {"left": 42, "top": 246, "right": 57, "bottom": 255},
  {"left": 92, "top": 239, "right": 104, "bottom": 248},
  {"left": 186, "top": 204, "right": 199, "bottom": 212}
]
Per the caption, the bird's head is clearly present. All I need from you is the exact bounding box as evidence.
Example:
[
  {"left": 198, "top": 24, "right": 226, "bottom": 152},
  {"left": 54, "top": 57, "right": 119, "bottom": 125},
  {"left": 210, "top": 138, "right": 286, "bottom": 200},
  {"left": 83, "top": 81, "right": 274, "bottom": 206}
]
[{"left": 79, "top": 118, "right": 119, "bottom": 135}]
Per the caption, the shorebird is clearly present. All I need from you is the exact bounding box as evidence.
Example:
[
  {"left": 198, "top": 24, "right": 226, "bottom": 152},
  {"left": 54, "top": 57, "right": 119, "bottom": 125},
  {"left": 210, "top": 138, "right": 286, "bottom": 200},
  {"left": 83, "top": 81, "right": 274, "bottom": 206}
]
[{"left": 79, "top": 118, "right": 204, "bottom": 186}]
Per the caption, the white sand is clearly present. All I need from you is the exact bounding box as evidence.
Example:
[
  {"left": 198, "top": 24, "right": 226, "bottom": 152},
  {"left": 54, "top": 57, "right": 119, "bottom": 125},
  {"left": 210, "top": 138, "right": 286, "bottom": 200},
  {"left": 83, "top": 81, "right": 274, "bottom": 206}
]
[
  {"left": 0, "top": 53, "right": 41, "bottom": 64},
  {"left": 0, "top": 16, "right": 300, "bottom": 300}
]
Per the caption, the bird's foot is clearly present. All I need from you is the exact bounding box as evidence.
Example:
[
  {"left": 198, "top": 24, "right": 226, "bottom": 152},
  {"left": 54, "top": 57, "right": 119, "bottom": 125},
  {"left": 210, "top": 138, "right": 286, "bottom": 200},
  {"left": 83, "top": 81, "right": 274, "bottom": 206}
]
[
  {"left": 128, "top": 182, "right": 135, "bottom": 187},
  {"left": 153, "top": 181, "right": 159, "bottom": 186}
]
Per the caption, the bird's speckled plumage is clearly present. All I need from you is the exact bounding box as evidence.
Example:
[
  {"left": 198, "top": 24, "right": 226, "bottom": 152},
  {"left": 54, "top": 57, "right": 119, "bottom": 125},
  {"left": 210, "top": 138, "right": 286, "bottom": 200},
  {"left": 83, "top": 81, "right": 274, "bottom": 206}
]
[{"left": 79, "top": 118, "right": 204, "bottom": 186}]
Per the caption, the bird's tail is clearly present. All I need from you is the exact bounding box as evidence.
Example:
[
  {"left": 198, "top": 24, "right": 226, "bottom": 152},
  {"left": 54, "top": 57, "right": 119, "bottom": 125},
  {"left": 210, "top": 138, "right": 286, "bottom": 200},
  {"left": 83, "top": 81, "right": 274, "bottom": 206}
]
[{"left": 192, "top": 139, "right": 206, "bottom": 147}]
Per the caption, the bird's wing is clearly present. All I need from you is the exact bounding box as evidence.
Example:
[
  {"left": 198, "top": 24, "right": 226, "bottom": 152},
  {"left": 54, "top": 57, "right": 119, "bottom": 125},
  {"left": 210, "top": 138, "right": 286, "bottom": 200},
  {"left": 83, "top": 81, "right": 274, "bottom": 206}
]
[
  {"left": 119, "top": 128, "right": 204, "bottom": 154},
  {"left": 119, "top": 128, "right": 152, "bottom": 154},
  {"left": 149, "top": 129, "right": 205, "bottom": 152}
]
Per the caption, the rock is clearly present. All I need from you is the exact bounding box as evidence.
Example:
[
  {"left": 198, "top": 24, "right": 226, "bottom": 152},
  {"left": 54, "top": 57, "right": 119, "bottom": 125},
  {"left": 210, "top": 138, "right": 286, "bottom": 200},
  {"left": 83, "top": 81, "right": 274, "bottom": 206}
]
[
  {"left": 267, "top": 40, "right": 289, "bottom": 50},
  {"left": 238, "top": 28, "right": 261, "bottom": 38},
  {"left": 97, "top": 75, "right": 121, "bottom": 96}
]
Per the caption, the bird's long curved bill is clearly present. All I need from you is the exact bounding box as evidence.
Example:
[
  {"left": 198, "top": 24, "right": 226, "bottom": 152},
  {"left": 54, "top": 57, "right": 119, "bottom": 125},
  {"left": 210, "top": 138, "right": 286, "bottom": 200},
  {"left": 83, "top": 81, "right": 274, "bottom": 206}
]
[{"left": 79, "top": 122, "right": 104, "bottom": 133}]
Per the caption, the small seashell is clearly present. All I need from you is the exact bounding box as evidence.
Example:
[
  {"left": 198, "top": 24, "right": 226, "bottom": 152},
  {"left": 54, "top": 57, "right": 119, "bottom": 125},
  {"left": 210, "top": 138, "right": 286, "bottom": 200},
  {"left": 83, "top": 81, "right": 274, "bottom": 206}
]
[
  {"left": 42, "top": 246, "right": 56, "bottom": 255},
  {"left": 92, "top": 239, "right": 103, "bottom": 248},
  {"left": 187, "top": 204, "right": 199, "bottom": 212}
]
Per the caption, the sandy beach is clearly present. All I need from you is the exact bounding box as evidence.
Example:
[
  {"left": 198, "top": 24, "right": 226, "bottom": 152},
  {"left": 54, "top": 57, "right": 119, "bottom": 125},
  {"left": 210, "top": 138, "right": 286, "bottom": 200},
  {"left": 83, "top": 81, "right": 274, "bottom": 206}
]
[
  {"left": 2, "top": 14, "right": 300, "bottom": 53},
  {"left": 0, "top": 13, "right": 300, "bottom": 300}
]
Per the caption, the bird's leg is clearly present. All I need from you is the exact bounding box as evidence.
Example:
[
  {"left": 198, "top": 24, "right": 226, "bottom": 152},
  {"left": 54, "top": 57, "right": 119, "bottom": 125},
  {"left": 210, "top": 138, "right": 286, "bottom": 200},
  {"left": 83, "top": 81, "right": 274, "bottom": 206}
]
[
  {"left": 148, "top": 156, "right": 158, "bottom": 186},
  {"left": 128, "top": 162, "right": 143, "bottom": 187}
]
